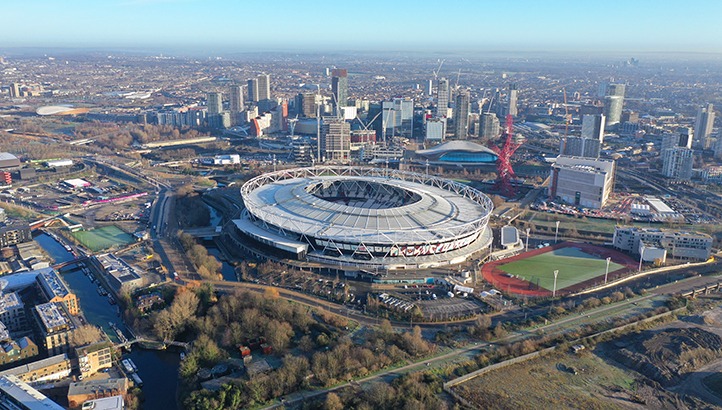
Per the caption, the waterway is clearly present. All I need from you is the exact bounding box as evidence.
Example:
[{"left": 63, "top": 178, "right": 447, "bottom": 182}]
[
  {"left": 34, "top": 233, "right": 180, "bottom": 409},
  {"left": 206, "top": 204, "right": 237, "bottom": 282}
]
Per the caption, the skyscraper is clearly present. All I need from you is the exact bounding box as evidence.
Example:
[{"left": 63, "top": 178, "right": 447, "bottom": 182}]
[
  {"left": 381, "top": 98, "right": 414, "bottom": 141},
  {"left": 662, "top": 128, "right": 693, "bottom": 151},
  {"left": 661, "top": 147, "right": 694, "bottom": 181},
  {"left": 206, "top": 92, "right": 222, "bottom": 115},
  {"left": 425, "top": 119, "right": 446, "bottom": 142},
  {"left": 229, "top": 85, "right": 244, "bottom": 113},
  {"left": 247, "top": 78, "right": 259, "bottom": 103},
  {"left": 478, "top": 113, "right": 500, "bottom": 140},
  {"left": 8, "top": 83, "right": 20, "bottom": 98},
  {"left": 507, "top": 83, "right": 518, "bottom": 117},
  {"left": 331, "top": 69, "right": 348, "bottom": 116},
  {"left": 257, "top": 74, "right": 271, "bottom": 101},
  {"left": 452, "top": 89, "right": 470, "bottom": 139},
  {"left": 694, "top": 103, "right": 715, "bottom": 149},
  {"left": 321, "top": 117, "right": 351, "bottom": 163},
  {"left": 581, "top": 114, "right": 606, "bottom": 142},
  {"left": 603, "top": 84, "right": 625, "bottom": 127},
  {"left": 560, "top": 137, "right": 601, "bottom": 158},
  {"left": 436, "top": 78, "right": 450, "bottom": 118}
]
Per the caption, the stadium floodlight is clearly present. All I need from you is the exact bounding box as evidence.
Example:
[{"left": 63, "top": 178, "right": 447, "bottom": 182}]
[
  {"left": 525, "top": 228, "right": 530, "bottom": 252},
  {"left": 604, "top": 257, "right": 611, "bottom": 284},
  {"left": 552, "top": 270, "right": 559, "bottom": 298},
  {"left": 638, "top": 248, "right": 645, "bottom": 272},
  {"left": 554, "top": 220, "right": 560, "bottom": 243}
]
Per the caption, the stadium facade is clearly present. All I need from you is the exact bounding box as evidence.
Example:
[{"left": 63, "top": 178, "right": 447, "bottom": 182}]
[{"left": 234, "top": 166, "right": 494, "bottom": 270}]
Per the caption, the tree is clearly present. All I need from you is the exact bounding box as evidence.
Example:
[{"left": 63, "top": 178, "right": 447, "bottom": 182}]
[
  {"left": 324, "top": 392, "right": 344, "bottom": 410},
  {"left": 70, "top": 325, "right": 103, "bottom": 347}
]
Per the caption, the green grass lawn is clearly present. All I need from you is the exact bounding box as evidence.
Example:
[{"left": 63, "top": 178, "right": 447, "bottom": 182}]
[
  {"left": 497, "top": 247, "right": 624, "bottom": 291},
  {"left": 71, "top": 225, "right": 134, "bottom": 252}
]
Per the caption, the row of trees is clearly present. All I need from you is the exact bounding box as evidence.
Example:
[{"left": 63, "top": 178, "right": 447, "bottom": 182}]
[
  {"left": 175, "top": 185, "right": 211, "bottom": 228},
  {"left": 74, "top": 122, "right": 210, "bottom": 150},
  {"left": 177, "top": 231, "right": 222, "bottom": 280}
]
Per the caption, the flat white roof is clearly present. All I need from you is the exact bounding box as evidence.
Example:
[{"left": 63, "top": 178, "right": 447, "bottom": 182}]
[
  {"left": 0, "top": 375, "right": 64, "bottom": 409},
  {"left": 233, "top": 219, "right": 308, "bottom": 254},
  {"left": 645, "top": 196, "right": 675, "bottom": 214}
]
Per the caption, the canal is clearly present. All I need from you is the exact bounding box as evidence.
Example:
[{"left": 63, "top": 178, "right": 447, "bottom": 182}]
[
  {"left": 206, "top": 204, "right": 237, "bottom": 282},
  {"left": 35, "top": 233, "right": 180, "bottom": 410}
]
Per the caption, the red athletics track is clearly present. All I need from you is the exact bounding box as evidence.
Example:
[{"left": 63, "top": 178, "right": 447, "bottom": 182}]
[{"left": 481, "top": 241, "right": 638, "bottom": 297}]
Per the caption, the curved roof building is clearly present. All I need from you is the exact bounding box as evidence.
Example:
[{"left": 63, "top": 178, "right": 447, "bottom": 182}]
[
  {"left": 414, "top": 140, "right": 498, "bottom": 165},
  {"left": 235, "top": 166, "right": 494, "bottom": 270}
]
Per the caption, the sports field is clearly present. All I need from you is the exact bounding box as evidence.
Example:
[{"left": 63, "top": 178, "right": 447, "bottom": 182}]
[
  {"left": 71, "top": 225, "right": 134, "bottom": 252},
  {"left": 497, "top": 247, "right": 625, "bottom": 291}
]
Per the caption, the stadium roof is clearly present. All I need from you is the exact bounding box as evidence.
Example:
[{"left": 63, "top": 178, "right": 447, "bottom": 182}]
[
  {"left": 242, "top": 167, "right": 493, "bottom": 245},
  {"left": 416, "top": 140, "right": 497, "bottom": 156}
]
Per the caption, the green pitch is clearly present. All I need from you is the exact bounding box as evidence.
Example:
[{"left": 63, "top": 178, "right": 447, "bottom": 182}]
[
  {"left": 497, "top": 247, "right": 625, "bottom": 291},
  {"left": 71, "top": 225, "right": 134, "bottom": 252}
]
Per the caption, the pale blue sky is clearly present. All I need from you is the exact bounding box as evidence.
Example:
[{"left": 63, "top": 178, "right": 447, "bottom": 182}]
[{"left": 2, "top": 0, "right": 721, "bottom": 53}]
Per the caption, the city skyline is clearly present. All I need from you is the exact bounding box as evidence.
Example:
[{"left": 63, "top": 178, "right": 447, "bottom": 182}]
[{"left": 2, "top": 0, "right": 722, "bottom": 54}]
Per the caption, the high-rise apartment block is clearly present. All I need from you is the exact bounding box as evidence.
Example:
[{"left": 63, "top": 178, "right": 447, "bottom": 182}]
[
  {"left": 694, "top": 103, "right": 715, "bottom": 149},
  {"left": 206, "top": 92, "right": 222, "bottom": 115},
  {"left": 436, "top": 78, "right": 450, "bottom": 118},
  {"left": 229, "top": 85, "right": 244, "bottom": 113},
  {"left": 247, "top": 78, "right": 259, "bottom": 103},
  {"left": 603, "top": 84, "right": 625, "bottom": 127},
  {"left": 661, "top": 147, "right": 694, "bottom": 181},
  {"left": 452, "top": 90, "right": 470, "bottom": 139},
  {"left": 257, "top": 74, "right": 271, "bottom": 101},
  {"left": 331, "top": 69, "right": 348, "bottom": 115},
  {"left": 581, "top": 114, "right": 605, "bottom": 142},
  {"left": 478, "top": 113, "right": 500, "bottom": 140},
  {"left": 507, "top": 83, "right": 518, "bottom": 117},
  {"left": 321, "top": 117, "right": 351, "bottom": 163}
]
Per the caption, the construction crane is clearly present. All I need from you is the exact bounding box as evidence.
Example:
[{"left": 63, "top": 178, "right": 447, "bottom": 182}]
[
  {"left": 432, "top": 59, "right": 445, "bottom": 80},
  {"left": 454, "top": 69, "right": 462, "bottom": 90},
  {"left": 489, "top": 114, "right": 523, "bottom": 197},
  {"left": 562, "top": 88, "right": 572, "bottom": 137}
]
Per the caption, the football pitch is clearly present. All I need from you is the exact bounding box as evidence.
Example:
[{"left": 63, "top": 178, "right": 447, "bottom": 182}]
[
  {"left": 71, "top": 225, "right": 134, "bottom": 252},
  {"left": 497, "top": 247, "right": 625, "bottom": 291}
]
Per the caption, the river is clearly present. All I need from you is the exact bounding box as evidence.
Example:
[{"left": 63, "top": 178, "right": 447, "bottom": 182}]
[
  {"left": 206, "top": 204, "right": 237, "bottom": 282},
  {"left": 34, "top": 233, "right": 180, "bottom": 410}
]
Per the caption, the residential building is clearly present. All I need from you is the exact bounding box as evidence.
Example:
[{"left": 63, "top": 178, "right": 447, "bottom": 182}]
[
  {"left": 478, "top": 113, "right": 500, "bottom": 139},
  {"left": 603, "top": 83, "right": 625, "bottom": 127},
  {"left": 300, "top": 92, "right": 319, "bottom": 118},
  {"left": 452, "top": 89, "right": 470, "bottom": 139},
  {"left": 206, "top": 92, "right": 222, "bottom": 115},
  {"left": 613, "top": 226, "right": 713, "bottom": 261},
  {"left": 33, "top": 303, "right": 75, "bottom": 356},
  {"left": 320, "top": 117, "right": 351, "bottom": 163},
  {"left": 549, "top": 156, "right": 615, "bottom": 209},
  {"left": 0, "top": 224, "right": 31, "bottom": 248},
  {"left": 580, "top": 113, "right": 605, "bottom": 142},
  {"left": 506, "top": 83, "right": 518, "bottom": 117},
  {"left": 560, "top": 136, "right": 601, "bottom": 158},
  {"left": 0, "top": 335, "right": 37, "bottom": 367},
  {"left": 35, "top": 268, "right": 78, "bottom": 316},
  {"left": 80, "top": 396, "right": 124, "bottom": 410},
  {"left": 381, "top": 98, "right": 413, "bottom": 140},
  {"left": 0, "top": 354, "right": 72, "bottom": 384},
  {"left": 75, "top": 342, "right": 113, "bottom": 380},
  {"left": 425, "top": 119, "right": 446, "bottom": 142},
  {"left": 247, "top": 78, "right": 259, "bottom": 103},
  {"left": 435, "top": 78, "right": 450, "bottom": 118},
  {"left": 0, "top": 375, "right": 64, "bottom": 410},
  {"left": 0, "top": 292, "right": 26, "bottom": 332},
  {"left": 228, "top": 85, "right": 244, "bottom": 113},
  {"left": 134, "top": 292, "right": 164, "bottom": 313},
  {"left": 331, "top": 69, "right": 348, "bottom": 115},
  {"left": 257, "top": 74, "right": 271, "bottom": 101},
  {"left": 661, "top": 147, "right": 693, "bottom": 181},
  {"left": 662, "top": 128, "right": 693, "bottom": 151},
  {"left": 694, "top": 103, "right": 715, "bottom": 149}
]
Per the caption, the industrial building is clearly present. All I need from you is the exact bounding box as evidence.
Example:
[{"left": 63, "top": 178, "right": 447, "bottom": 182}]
[
  {"left": 0, "top": 154, "right": 20, "bottom": 170},
  {"left": 549, "top": 156, "right": 615, "bottom": 209},
  {"left": 91, "top": 254, "right": 143, "bottom": 291}
]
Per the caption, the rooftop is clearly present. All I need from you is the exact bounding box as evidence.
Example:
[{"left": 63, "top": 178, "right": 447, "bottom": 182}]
[
  {"left": 68, "top": 378, "right": 128, "bottom": 397},
  {"left": 0, "top": 354, "right": 69, "bottom": 379},
  {"left": 0, "top": 375, "right": 64, "bottom": 410},
  {"left": 36, "top": 268, "right": 71, "bottom": 299},
  {"left": 34, "top": 303, "right": 73, "bottom": 333}
]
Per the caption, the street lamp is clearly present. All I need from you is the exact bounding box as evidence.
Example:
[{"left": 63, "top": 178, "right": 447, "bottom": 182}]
[
  {"left": 554, "top": 221, "right": 560, "bottom": 243},
  {"left": 552, "top": 270, "right": 559, "bottom": 298},
  {"left": 525, "top": 228, "right": 530, "bottom": 252},
  {"left": 604, "top": 257, "right": 611, "bottom": 284}
]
